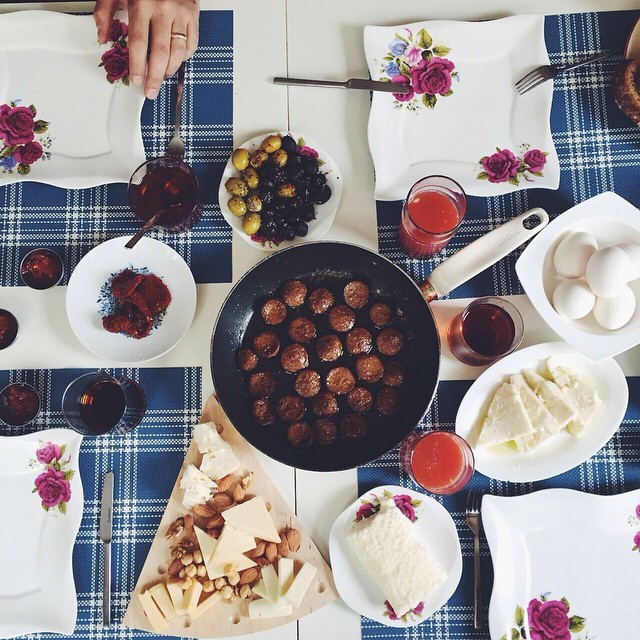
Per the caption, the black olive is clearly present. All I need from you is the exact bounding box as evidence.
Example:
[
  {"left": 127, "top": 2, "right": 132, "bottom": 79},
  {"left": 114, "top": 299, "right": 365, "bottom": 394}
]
[
  {"left": 294, "top": 220, "right": 308, "bottom": 237},
  {"left": 288, "top": 167, "right": 305, "bottom": 183},
  {"left": 311, "top": 173, "right": 327, "bottom": 189},
  {"left": 281, "top": 135, "right": 297, "bottom": 153},
  {"left": 273, "top": 168, "right": 288, "bottom": 183},
  {"left": 263, "top": 220, "right": 278, "bottom": 239},
  {"left": 259, "top": 188, "right": 275, "bottom": 204},
  {"left": 300, "top": 203, "right": 316, "bottom": 222},
  {"left": 260, "top": 177, "right": 275, "bottom": 191},
  {"left": 258, "top": 162, "right": 276, "bottom": 179},
  {"left": 282, "top": 224, "right": 296, "bottom": 241},
  {"left": 302, "top": 155, "right": 319, "bottom": 175},
  {"left": 311, "top": 184, "right": 332, "bottom": 204},
  {"left": 261, "top": 210, "right": 274, "bottom": 224},
  {"left": 273, "top": 199, "right": 287, "bottom": 213}
]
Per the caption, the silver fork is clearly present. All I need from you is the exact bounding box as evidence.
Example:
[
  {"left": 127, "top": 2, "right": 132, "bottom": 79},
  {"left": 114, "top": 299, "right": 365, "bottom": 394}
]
[
  {"left": 167, "top": 61, "right": 186, "bottom": 159},
  {"left": 465, "top": 489, "right": 484, "bottom": 630},
  {"left": 515, "top": 47, "right": 622, "bottom": 95}
]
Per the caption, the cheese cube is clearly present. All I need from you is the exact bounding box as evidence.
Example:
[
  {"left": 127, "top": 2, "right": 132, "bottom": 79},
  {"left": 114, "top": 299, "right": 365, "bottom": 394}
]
[
  {"left": 199, "top": 446, "right": 239, "bottom": 481},
  {"left": 260, "top": 564, "right": 280, "bottom": 603},
  {"left": 138, "top": 590, "right": 168, "bottom": 632},
  {"left": 221, "top": 496, "right": 280, "bottom": 543},
  {"left": 179, "top": 464, "right": 217, "bottom": 508},
  {"left": 277, "top": 557, "right": 295, "bottom": 598},
  {"left": 194, "top": 422, "right": 227, "bottom": 454},
  {"left": 282, "top": 562, "right": 317, "bottom": 608},
  {"left": 149, "top": 582, "right": 175, "bottom": 620},
  {"left": 248, "top": 598, "right": 293, "bottom": 619}
]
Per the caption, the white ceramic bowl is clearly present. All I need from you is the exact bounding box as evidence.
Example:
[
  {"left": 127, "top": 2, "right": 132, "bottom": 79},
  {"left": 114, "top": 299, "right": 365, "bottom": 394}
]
[
  {"left": 218, "top": 132, "right": 342, "bottom": 252},
  {"left": 515, "top": 191, "right": 640, "bottom": 360}
]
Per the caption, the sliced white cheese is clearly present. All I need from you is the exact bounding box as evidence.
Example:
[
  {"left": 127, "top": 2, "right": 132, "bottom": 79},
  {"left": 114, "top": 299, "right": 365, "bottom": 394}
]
[
  {"left": 194, "top": 526, "right": 219, "bottom": 579},
  {"left": 182, "top": 579, "right": 203, "bottom": 615},
  {"left": 248, "top": 598, "right": 293, "bottom": 619},
  {"left": 199, "top": 446, "right": 239, "bottom": 481},
  {"left": 260, "top": 564, "right": 280, "bottom": 603},
  {"left": 251, "top": 578, "right": 269, "bottom": 601},
  {"left": 282, "top": 561, "right": 317, "bottom": 608},
  {"left": 166, "top": 580, "right": 184, "bottom": 614},
  {"left": 277, "top": 557, "right": 295, "bottom": 598},
  {"left": 206, "top": 524, "right": 257, "bottom": 578},
  {"left": 221, "top": 496, "right": 281, "bottom": 543},
  {"left": 149, "top": 582, "right": 175, "bottom": 620},
  {"left": 478, "top": 383, "right": 535, "bottom": 447},
  {"left": 190, "top": 591, "right": 221, "bottom": 620},
  {"left": 194, "top": 422, "right": 227, "bottom": 454},
  {"left": 138, "top": 590, "right": 168, "bottom": 632},
  {"left": 179, "top": 463, "right": 217, "bottom": 508},
  {"left": 523, "top": 369, "right": 578, "bottom": 428}
]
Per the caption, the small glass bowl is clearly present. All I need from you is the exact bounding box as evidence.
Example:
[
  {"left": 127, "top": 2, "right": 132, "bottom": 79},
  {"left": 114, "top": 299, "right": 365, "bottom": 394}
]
[
  {"left": 20, "top": 248, "right": 64, "bottom": 290},
  {"left": 0, "top": 309, "right": 19, "bottom": 350},
  {"left": 0, "top": 382, "right": 41, "bottom": 426}
]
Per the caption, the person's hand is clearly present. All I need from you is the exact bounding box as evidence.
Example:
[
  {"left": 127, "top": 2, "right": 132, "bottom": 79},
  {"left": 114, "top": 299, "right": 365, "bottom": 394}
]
[{"left": 94, "top": 0, "right": 199, "bottom": 99}]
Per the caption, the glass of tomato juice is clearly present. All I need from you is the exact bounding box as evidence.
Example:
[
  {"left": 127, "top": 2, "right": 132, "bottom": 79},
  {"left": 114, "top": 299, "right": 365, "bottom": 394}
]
[
  {"left": 400, "top": 430, "right": 474, "bottom": 495},
  {"left": 397, "top": 175, "right": 466, "bottom": 258}
]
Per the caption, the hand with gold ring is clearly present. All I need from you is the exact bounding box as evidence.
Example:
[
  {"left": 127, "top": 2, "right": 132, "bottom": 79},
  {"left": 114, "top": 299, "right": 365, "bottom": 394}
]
[{"left": 93, "top": 0, "right": 200, "bottom": 100}]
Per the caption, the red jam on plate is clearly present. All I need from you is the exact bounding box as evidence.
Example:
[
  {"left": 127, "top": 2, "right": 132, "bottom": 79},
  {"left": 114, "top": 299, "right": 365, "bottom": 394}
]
[{"left": 20, "top": 248, "right": 64, "bottom": 290}]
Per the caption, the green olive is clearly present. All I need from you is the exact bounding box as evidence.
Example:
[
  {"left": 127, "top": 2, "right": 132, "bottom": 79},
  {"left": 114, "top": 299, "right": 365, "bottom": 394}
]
[
  {"left": 271, "top": 149, "right": 288, "bottom": 167},
  {"left": 276, "top": 182, "right": 297, "bottom": 198},
  {"left": 249, "top": 149, "right": 269, "bottom": 169},
  {"left": 242, "top": 167, "right": 260, "bottom": 189},
  {"left": 225, "top": 177, "right": 248, "bottom": 197},
  {"left": 231, "top": 148, "right": 250, "bottom": 171},
  {"left": 227, "top": 196, "right": 247, "bottom": 217},
  {"left": 261, "top": 134, "right": 282, "bottom": 154},
  {"left": 246, "top": 194, "right": 263, "bottom": 213},
  {"left": 242, "top": 211, "right": 261, "bottom": 235}
]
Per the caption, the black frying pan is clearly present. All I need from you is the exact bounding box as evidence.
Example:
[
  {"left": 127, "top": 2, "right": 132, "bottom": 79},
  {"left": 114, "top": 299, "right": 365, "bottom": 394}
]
[{"left": 211, "top": 210, "right": 548, "bottom": 471}]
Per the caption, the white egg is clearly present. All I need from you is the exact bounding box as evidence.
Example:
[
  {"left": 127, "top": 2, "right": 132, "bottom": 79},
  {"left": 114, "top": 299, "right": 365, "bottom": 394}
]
[
  {"left": 551, "top": 280, "right": 596, "bottom": 319},
  {"left": 584, "top": 246, "right": 631, "bottom": 298},
  {"left": 616, "top": 243, "right": 640, "bottom": 281},
  {"left": 592, "top": 285, "right": 636, "bottom": 330},
  {"left": 553, "top": 231, "right": 598, "bottom": 278}
]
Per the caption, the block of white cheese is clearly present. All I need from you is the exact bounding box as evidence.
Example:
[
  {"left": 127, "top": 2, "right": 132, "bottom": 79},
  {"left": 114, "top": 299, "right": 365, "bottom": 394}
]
[
  {"left": 182, "top": 579, "right": 203, "bottom": 615},
  {"left": 205, "top": 523, "right": 256, "bottom": 579},
  {"left": 346, "top": 498, "right": 446, "bottom": 617},
  {"left": 546, "top": 357, "right": 601, "bottom": 435},
  {"left": 523, "top": 369, "right": 578, "bottom": 428},
  {"left": 194, "top": 526, "right": 219, "bottom": 579},
  {"left": 190, "top": 591, "right": 221, "bottom": 620},
  {"left": 221, "top": 496, "right": 280, "bottom": 543},
  {"left": 194, "top": 422, "right": 240, "bottom": 480},
  {"left": 248, "top": 598, "right": 293, "bottom": 619},
  {"left": 260, "top": 564, "right": 280, "bottom": 603},
  {"left": 277, "top": 557, "right": 295, "bottom": 598},
  {"left": 282, "top": 561, "right": 317, "bottom": 608},
  {"left": 166, "top": 580, "right": 184, "bottom": 614},
  {"left": 179, "top": 464, "right": 217, "bottom": 508},
  {"left": 478, "top": 383, "right": 535, "bottom": 447},
  {"left": 138, "top": 590, "right": 168, "bottom": 632},
  {"left": 149, "top": 582, "right": 175, "bottom": 620}
]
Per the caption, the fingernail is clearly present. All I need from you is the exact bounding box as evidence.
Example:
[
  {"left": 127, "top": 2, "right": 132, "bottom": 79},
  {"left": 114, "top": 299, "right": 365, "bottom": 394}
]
[
  {"left": 132, "top": 75, "right": 143, "bottom": 86},
  {"left": 146, "top": 87, "right": 159, "bottom": 100}
]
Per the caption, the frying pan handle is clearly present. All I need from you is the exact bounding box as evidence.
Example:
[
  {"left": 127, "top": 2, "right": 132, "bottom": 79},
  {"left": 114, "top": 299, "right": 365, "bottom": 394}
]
[{"left": 419, "top": 207, "right": 549, "bottom": 301}]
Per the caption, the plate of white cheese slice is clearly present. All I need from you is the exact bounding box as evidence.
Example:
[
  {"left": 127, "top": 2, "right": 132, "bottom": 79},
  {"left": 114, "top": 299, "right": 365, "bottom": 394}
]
[{"left": 454, "top": 342, "right": 628, "bottom": 482}]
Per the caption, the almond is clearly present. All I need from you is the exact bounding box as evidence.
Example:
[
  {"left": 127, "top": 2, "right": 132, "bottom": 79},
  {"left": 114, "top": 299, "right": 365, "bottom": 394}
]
[
  {"left": 264, "top": 542, "right": 278, "bottom": 563},
  {"left": 206, "top": 514, "right": 225, "bottom": 529},
  {"left": 193, "top": 503, "right": 216, "bottom": 518},
  {"left": 254, "top": 556, "right": 269, "bottom": 567},
  {"left": 168, "top": 558, "right": 183, "bottom": 577},
  {"left": 217, "top": 473, "right": 235, "bottom": 492},
  {"left": 245, "top": 541, "right": 266, "bottom": 558},
  {"left": 232, "top": 483, "right": 245, "bottom": 502},
  {"left": 207, "top": 527, "right": 221, "bottom": 538},
  {"left": 183, "top": 514, "right": 195, "bottom": 539},
  {"left": 238, "top": 567, "right": 259, "bottom": 585},
  {"left": 212, "top": 493, "right": 234, "bottom": 508},
  {"left": 286, "top": 528, "right": 301, "bottom": 552},
  {"left": 277, "top": 533, "right": 290, "bottom": 557}
]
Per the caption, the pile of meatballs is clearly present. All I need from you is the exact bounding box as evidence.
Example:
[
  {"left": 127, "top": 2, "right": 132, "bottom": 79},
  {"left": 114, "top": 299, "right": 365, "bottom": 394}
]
[{"left": 236, "top": 278, "right": 407, "bottom": 448}]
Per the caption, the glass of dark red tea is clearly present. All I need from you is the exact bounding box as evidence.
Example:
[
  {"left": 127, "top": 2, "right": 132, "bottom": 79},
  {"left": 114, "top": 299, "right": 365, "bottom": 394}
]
[
  {"left": 128, "top": 156, "right": 201, "bottom": 233},
  {"left": 20, "top": 248, "right": 64, "bottom": 289},
  {"left": 0, "top": 309, "right": 19, "bottom": 350},
  {"left": 447, "top": 296, "right": 524, "bottom": 366},
  {"left": 62, "top": 372, "right": 146, "bottom": 436},
  {"left": 0, "top": 382, "right": 41, "bottom": 426}
]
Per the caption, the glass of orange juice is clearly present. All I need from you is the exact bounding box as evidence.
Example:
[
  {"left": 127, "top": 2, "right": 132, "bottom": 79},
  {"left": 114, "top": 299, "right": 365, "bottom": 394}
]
[
  {"left": 397, "top": 175, "right": 466, "bottom": 258},
  {"left": 400, "top": 430, "right": 474, "bottom": 495}
]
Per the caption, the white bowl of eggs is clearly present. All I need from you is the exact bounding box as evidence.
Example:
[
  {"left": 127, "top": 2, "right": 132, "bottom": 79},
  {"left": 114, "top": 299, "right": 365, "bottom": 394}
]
[{"left": 516, "top": 191, "right": 640, "bottom": 360}]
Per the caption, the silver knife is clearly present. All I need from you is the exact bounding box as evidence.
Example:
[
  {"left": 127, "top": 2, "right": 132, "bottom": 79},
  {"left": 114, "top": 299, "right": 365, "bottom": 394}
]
[
  {"left": 100, "top": 471, "right": 114, "bottom": 628},
  {"left": 273, "top": 76, "right": 410, "bottom": 94}
]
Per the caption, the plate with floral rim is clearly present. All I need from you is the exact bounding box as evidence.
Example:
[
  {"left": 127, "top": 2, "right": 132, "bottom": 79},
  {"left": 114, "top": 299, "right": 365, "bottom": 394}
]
[
  {"left": 0, "top": 428, "right": 83, "bottom": 639},
  {"left": 0, "top": 10, "right": 145, "bottom": 188},
  {"left": 328, "top": 484, "right": 462, "bottom": 627},
  {"left": 483, "top": 488, "right": 640, "bottom": 640},
  {"left": 364, "top": 14, "right": 559, "bottom": 199}
]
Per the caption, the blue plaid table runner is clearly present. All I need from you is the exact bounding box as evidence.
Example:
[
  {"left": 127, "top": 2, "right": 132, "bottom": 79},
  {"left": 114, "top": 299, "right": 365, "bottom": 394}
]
[
  {"left": 364, "top": 8, "right": 640, "bottom": 640},
  {"left": 1, "top": 365, "right": 202, "bottom": 640},
  {"left": 0, "top": 10, "right": 233, "bottom": 286}
]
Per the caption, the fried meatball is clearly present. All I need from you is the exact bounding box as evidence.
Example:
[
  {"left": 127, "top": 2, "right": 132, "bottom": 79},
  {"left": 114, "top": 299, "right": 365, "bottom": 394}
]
[
  {"left": 376, "top": 387, "right": 400, "bottom": 416},
  {"left": 328, "top": 304, "right": 356, "bottom": 332},
  {"left": 287, "top": 316, "right": 316, "bottom": 343},
  {"left": 313, "top": 419, "right": 338, "bottom": 446},
  {"left": 382, "top": 361, "right": 407, "bottom": 387},
  {"left": 343, "top": 280, "right": 369, "bottom": 309},
  {"left": 347, "top": 386, "right": 373, "bottom": 413},
  {"left": 376, "top": 327, "right": 404, "bottom": 356},
  {"left": 325, "top": 366, "right": 356, "bottom": 395},
  {"left": 311, "top": 391, "right": 339, "bottom": 417},
  {"left": 253, "top": 330, "right": 280, "bottom": 358},
  {"left": 281, "top": 279, "right": 307, "bottom": 308},
  {"left": 308, "top": 287, "right": 334, "bottom": 314},
  {"left": 261, "top": 298, "right": 287, "bottom": 325},
  {"left": 294, "top": 369, "right": 321, "bottom": 398},
  {"left": 280, "top": 343, "right": 309, "bottom": 373},
  {"left": 369, "top": 302, "right": 393, "bottom": 328},
  {"left": 339, "top": 413, "right": 367, "bottom": 441},
  {"left": 276, "top": 395, "right": 306, "bottom": 422},
  {"left": 252, "top": 399, "right": 276, "bottom": 425},
  {"left": 247, "top": 372, "right": 276, "bottom": 398},
  {"left": 355, "top": 353, "right": 384, "bottom": 383},
  {"left": 287, "top": 421, "right": 314, "bottom": 447},
  {"left": 236, "top": 347, "right": 258, "bottom": 372},
  {"left": 316, "top": 334, "right": 343, "bottom": 362},
  {"left": 345, "top": 327, "right": 372, "bottom": 355}
]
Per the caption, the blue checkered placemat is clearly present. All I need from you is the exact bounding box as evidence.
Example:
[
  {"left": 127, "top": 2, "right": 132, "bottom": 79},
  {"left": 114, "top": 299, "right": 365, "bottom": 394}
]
[
  {"left": 0, "top": 10, "right": 233, "bottom": 286},
  {"left": 377, "top": 9, "right": 640, "bottom": 299},
  {"left": 1, "top": 366, "right": 202, "bottom": 640}
]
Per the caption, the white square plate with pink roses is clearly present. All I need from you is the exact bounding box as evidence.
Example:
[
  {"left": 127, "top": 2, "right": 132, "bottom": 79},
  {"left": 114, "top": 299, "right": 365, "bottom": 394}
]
[
  {"left": 483, "top": 488, "right": 640, "bottom": 640},
  {"left": 0, "top": 428, "right": 83, "bottom": 638},
  {"left": 364, "top": 15, "right": 560, "bottom": 199}
]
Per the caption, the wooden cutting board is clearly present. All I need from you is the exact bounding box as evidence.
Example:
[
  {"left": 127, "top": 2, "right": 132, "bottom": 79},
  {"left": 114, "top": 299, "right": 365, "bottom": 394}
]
[{"left": 122, "top": 394, "right": 338, "bottom": 636}]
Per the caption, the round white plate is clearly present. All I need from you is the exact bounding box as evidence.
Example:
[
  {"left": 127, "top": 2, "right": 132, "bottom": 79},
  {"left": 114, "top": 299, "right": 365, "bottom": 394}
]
[
  {"left": 624, "top": 15, "right": 640, "bottom": 59},
  {"left": 218, "top": 131, "right": 343, "bottom": 252},
  {"left": 66, "top": 236, "right": 196, "bottom": 363},
  {"left": 455, "top": 342, "right": 628, "bottom": 483},
  {"left": 328, "top": 484, "right": 462, "bottom": 627}
]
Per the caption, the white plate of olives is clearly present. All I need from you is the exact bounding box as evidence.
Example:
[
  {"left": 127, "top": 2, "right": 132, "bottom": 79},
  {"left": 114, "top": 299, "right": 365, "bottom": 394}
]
[{"left": 218, "top": 131, "right": 343, "bottom": 251}]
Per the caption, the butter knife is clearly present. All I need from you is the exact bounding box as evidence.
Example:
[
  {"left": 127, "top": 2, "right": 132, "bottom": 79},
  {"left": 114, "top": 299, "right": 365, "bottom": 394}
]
[
  {"left": 100, "top": 471, "right": 114, "bottom": 628},
  {"left": 273, "top": 76, "right": 410, "bottom": 94}
]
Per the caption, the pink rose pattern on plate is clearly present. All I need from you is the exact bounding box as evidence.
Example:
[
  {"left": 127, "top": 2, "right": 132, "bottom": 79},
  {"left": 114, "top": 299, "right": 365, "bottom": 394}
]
[
  {"left": 631, "top": 501, "right": 640, "bottom": 553},
  {"left": 477, "top": 144, "right": 549, "bottom": 186},
  {"left": 501, "top": 594, "right": 587, "bottom": 640},
  {"left": 375, "top": 28, "right": 459, "bottom": 110},
  {"left": 0, "top": 101, "right": 51, "bottom": 176},
  {"left": 99, "top": 19, "right": 131, "bottom": 85},
  {"left": 31, "top": 442, "right": 75, "bottom": 514}
]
